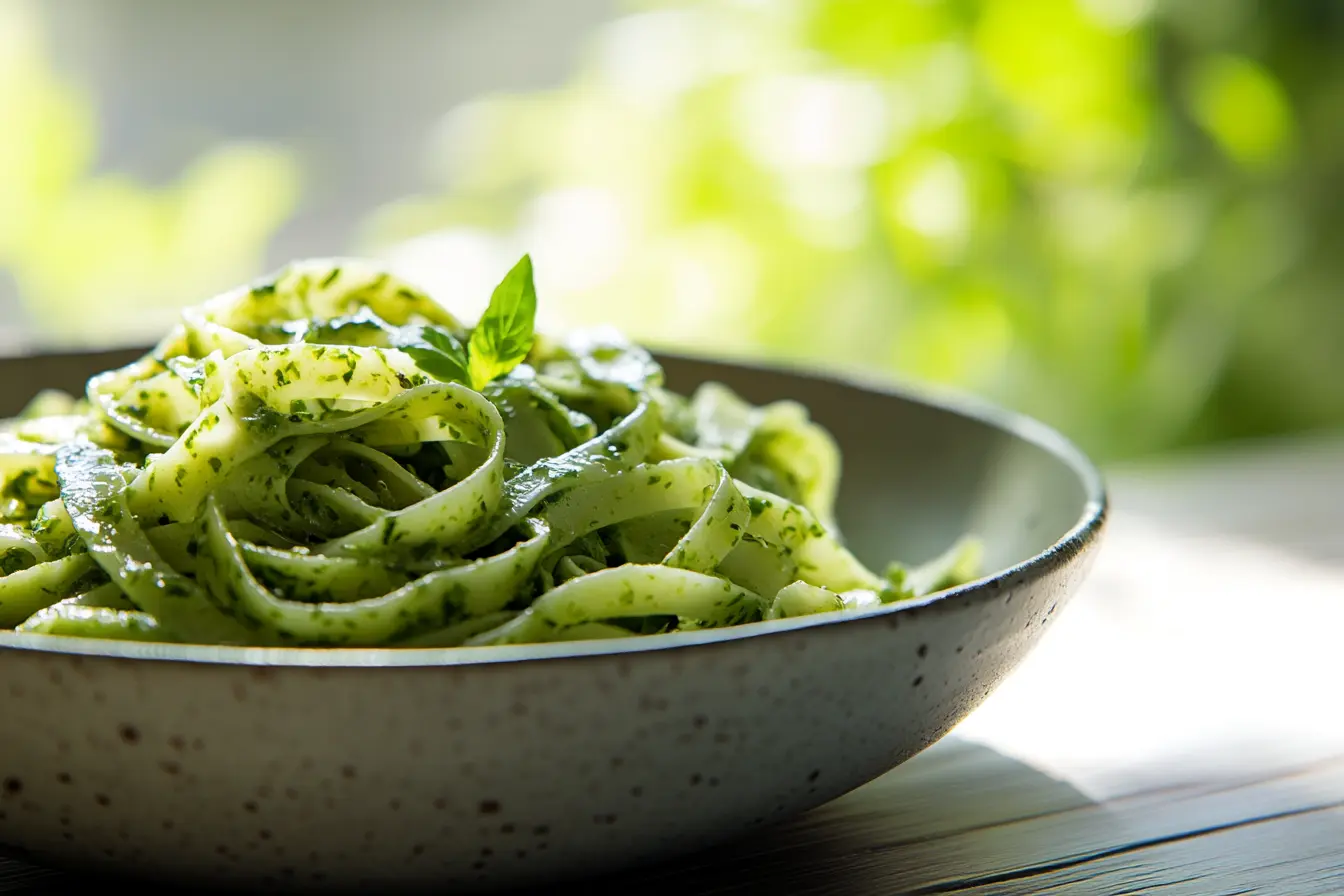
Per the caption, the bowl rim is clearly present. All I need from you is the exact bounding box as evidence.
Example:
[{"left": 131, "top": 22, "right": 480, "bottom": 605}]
[{"left": 0, "top": 351, "right": 1107, "bottom": 669}]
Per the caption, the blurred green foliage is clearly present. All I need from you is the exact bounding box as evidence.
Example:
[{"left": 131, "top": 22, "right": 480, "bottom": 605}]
[
  {"left": 0, "top": 1, "right": 299, "bottom": 344},
  {"left": 362, "top": 0, "right": 1344, "bottom": 458},
  {"left": 3, "top": 0, "right": 1341, "bottom": 460}
]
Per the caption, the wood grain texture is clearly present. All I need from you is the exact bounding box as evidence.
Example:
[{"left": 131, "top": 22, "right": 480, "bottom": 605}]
[
  {"left": 576, "top": 752, "right": 1344, "bottom": 896},
  {"left": 949, "top": 806, "right": 1344, "bottom": 896}
]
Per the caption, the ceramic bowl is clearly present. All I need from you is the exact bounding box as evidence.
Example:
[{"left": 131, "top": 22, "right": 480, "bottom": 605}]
[{"left": 0, "top": 351, "right": 1106, "bottom": 892}]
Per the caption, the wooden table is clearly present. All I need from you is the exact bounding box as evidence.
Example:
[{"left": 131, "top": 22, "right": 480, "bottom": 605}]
[{"left": 4, "top": 434, "right": 1343, "bottom": 894}]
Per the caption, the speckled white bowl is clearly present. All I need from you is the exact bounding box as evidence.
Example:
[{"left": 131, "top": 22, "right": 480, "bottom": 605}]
[{"left": 0, "top": 352, "right": 1105, "bottom": 893}]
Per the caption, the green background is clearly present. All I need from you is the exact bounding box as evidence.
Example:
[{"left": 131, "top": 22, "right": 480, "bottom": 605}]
[{"left": 3, "top": 0, "right": 1341, "bottom": 461}]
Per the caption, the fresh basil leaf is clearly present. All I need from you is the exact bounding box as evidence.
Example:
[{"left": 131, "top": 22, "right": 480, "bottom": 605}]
[
  {"left": 468, "top": 254, "right": 537, "bottom": 391},
  {"left": 396, "top": 325, "right": 470, "bottom": 385},
  {"left": 422, "top": 325, "right": 470, "bottom": 363}
]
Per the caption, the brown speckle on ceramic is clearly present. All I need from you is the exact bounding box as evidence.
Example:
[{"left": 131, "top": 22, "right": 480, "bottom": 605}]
[{"left": 0, "top": 354, "right": 1105, "bottom": 892}]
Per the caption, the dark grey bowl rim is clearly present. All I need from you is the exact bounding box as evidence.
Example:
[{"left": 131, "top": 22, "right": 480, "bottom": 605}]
[{"left": 0, "top": 351, "right": 1107, "bottom": 669}]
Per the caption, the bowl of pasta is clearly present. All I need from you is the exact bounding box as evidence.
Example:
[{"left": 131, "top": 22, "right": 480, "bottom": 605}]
[{"left": 0, "top": 256, "right": 1105, "bottom": 891}]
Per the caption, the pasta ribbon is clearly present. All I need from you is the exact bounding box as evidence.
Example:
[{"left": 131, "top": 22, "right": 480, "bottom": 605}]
[{"left": 0, "top": 256, "right": 978, "bottom": 647}]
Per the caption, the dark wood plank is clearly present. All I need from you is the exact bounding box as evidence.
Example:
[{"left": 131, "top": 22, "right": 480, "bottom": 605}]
[
  {"left": 571, "top": 754, "right": 1344, "bottom": 896},
  {"left": 948, "top": 806, "right": 1344, "bottom": 895},
  {"left": 0, "top": 863, "right": 51, "bottom": 894}
]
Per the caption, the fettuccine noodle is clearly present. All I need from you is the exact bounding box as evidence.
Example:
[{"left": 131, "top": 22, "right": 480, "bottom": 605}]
[{"left": 0, "top": 258, "right": 978, "bottom": 647}]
